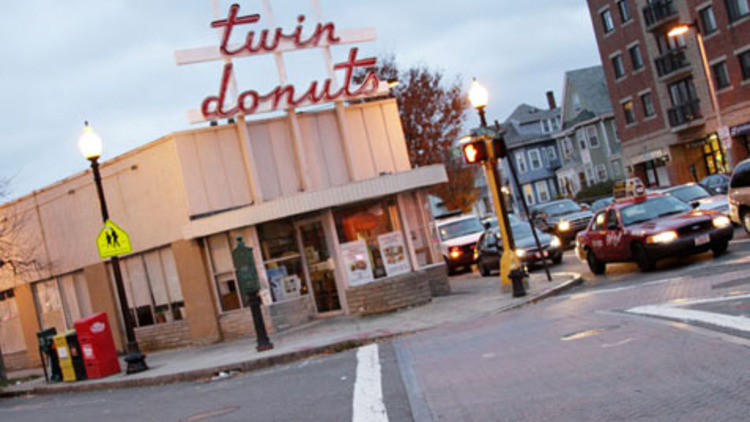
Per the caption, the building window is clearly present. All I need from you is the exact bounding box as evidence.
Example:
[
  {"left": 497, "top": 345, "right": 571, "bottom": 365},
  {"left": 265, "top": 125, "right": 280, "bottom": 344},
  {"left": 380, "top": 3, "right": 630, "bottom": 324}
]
[
  {"left": 611, "top": 159, "right": 622, "bottom": 178},
  {"left": 535, "top": 181, "right": 550, "bottom": 203},
  {"left": 726, "top": 0, "right": 750, "bottom": 22},
  {"left": 703, "top": 134, "right": 728, "bottom": 175},
  {"left": 596, "top": 164, "right": 608, "bottom": 182},
  {"left": 641, "top": 93, "right": 656, "bottom": 117},
  {"left": 549, "top": 179, "right": 558, "bottom": 198},
  {"left": 617, "top": 0, "right": 632, "bottom": 22},
  {"left": 576, "top": 129, "right": 587, "bottom": 150},
  {"left": 622, "top": 101, "right": 636, "bottom": 124},
  {"left": 523, "top": 184, "right": 536, "bottom": 205},
  {"left": 699, "top": 6, "right": 718, "bottom": 34},
  {"left": 585, "top": 166, "right": 596, "bottom": 186},
  {"left": 612, "top": 54, "right": 626, "bottom": 79},
  {"left": 629, "top": 45, "right": 644, "bottom": 70},
  {"left": 601, "top": 9, "right": 615, "bottom": 33},
  {"left": 739, "top": 50, "right": 750, "bottom": 80},
  {"left": 529, "top": 149, "right": 543, "bottom": 170},
  {"left": 119, "top": 248, "right": 184, "bottom": 326},
  {"left": 335, "top": 198, "right": 402, "bottom": 281},
  {"left": 547, "top": 145, "right": 558, "bottom": 161},
  {"left": 516, "top": 152, "right": 528, "bottom": 173},
  {"left": 712, "top": 61, "right": 731, "bottom": 89},
  {"left": 668, "top": 78, "right": 698, "bottom": 105},
  {"left": 0, "top": 290, "right": 26, "bottom": 354},
  {"left": 33, "top": 273, "right": 92, "bottom": 333},
  {"left": 541, "top": 120, "right": 551, "bottom": 133},
  {"left": 572, "top": 94, "right": 582, "bottom": 112},
  {"left": 562, "top": 137, "right": 573, "bottom": 158},
  {"left": 586, "top": 126, "right": 600, "bottom": 148},
  {"left": 258, "top": 220, "right": 308, "bottom": 303}
]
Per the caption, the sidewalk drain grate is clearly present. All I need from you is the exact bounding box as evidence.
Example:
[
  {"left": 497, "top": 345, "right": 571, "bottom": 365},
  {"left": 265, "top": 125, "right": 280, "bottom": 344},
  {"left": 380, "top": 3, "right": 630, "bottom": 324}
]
[
  {"left": 180, "top": 406, "right": 240, "bottom": 422},
  {"left": 561, "top": 325, "right": 620, "bottom": 341}
]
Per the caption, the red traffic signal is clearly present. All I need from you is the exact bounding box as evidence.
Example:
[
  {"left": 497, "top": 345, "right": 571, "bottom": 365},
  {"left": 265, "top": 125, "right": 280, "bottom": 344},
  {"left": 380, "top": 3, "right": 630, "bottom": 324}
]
[{"left": 462, "top": 141, "right": 488, "bottom": 164}]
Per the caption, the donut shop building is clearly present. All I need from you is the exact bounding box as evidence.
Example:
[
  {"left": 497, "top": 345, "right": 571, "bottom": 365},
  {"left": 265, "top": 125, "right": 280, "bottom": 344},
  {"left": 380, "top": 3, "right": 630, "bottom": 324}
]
[{"left": 0, "top": 2, "right": 449, "bottom": 370}]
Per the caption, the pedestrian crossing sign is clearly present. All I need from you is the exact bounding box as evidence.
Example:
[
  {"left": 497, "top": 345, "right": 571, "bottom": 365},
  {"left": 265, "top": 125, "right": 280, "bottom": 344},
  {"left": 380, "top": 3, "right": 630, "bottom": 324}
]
[{"left": 96, "top": 219, "right": 132, "bottom": 258}]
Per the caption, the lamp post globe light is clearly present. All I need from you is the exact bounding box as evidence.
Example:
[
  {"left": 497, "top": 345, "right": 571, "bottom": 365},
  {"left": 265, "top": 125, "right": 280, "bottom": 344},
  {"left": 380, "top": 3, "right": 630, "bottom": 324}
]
[
  {"left": 466, "top": 80, "right": 526, "bottom": 296},
  {"left": 79, "top": 122, "right": 148, "bottom": 375},
  {"left": 668, "top": 22, "right": 733, "bottom": 170}
]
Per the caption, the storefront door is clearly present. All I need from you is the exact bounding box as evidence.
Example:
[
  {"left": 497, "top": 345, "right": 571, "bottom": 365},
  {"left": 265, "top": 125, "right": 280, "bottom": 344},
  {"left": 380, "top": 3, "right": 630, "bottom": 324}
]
[{"left": 295, "top": 218, "right": 341, "bottom": 314}]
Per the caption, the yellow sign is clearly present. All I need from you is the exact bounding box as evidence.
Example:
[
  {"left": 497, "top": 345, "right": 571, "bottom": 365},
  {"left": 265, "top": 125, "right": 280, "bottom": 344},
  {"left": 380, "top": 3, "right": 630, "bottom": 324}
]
[{"left": 96, "top": 219, "right": 132, "bottom": 258}]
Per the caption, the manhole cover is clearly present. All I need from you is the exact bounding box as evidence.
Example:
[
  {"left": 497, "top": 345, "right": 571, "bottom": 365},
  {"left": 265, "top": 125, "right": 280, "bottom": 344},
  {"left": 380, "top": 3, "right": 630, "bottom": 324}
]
[{"left": 180, "top": 406, "right": 240, "bottom": 422}]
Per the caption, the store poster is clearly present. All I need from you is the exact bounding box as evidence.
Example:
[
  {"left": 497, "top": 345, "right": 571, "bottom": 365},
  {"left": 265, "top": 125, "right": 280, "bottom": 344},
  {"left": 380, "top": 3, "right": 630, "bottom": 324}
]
[
  {"left": 265, "top": 266, "right": 288, "bottom": 302},
  {"left": 340, "top": 239, "right": 374, "bottom": 287},
  {"left": 377, "top": 232, "right": 411, "bottom": 277}
]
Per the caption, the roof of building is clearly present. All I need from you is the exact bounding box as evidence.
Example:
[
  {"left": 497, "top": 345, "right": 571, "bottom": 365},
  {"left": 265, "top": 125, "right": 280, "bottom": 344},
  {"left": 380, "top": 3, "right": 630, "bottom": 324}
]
[
  {"left": 501, "top": 103, "right": 561, "bottom": 148},
  {"left": 561, "top": 65, "right": 613, "bottom": 129}
]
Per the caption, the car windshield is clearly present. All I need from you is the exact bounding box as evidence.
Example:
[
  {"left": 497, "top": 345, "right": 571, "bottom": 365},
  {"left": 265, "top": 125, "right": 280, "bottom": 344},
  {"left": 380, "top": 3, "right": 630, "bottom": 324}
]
[
  {"left": 665, "top": 185, "right": 710, "bottom": 202},
  {"left": 534, "top": 200, "right": 581, "bottom": 217},
  {"left": 439, "top": 218, "right": 484, "bottom": 241},
  {"left": 591, "top": 198, "right": 613, "bottom": 211},
  {"left": 620, "top": 196, "right": 693, "bottom": 226}
]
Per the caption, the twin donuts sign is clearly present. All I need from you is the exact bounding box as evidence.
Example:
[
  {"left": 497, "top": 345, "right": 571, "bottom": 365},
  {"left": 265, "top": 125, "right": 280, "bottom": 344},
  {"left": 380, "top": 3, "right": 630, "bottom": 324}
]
[{"left": 176, "top": 3, "right": 382, "bottom": 122}]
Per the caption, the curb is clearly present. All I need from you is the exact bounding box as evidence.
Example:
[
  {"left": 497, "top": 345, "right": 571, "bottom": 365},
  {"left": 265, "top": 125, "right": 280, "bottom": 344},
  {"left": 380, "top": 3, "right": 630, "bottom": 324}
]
[{"left": 1, "top": 273, "right": 583, "bottom": 398}]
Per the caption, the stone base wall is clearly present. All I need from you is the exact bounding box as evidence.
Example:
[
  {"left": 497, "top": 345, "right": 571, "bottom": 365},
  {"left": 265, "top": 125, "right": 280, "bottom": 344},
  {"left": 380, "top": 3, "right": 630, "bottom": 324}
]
[
  {"left": 423, "top": 263, "right": 451, "bottom": 297},
  {"left": 2, "top": 350, "right": 35, "bottom": 371},
  {"left": 269, "top": 296, "right": 315, "bottom": 332},
  {"left": 135, "top": 321, "right": 193, "bottom": 352},
  {"left": 346, "top": 268, "right": 440, "bottom": 316}
]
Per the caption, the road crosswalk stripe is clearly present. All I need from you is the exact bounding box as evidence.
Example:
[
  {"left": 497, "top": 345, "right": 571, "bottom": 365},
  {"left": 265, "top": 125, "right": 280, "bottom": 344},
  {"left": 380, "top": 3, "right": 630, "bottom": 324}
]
[
  {"left": 626, "top": 294, "right": 750, "bottom": 333},
  {"left": 353, "top": 344, "right": 389, "bottom": 422}
]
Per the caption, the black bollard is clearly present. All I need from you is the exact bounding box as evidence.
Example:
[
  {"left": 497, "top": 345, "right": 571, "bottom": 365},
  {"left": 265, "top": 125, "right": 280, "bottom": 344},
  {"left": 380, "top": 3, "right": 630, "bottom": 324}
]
[
  {"left": 248, "top": 293, "right": 274, "bottom": 352},
  {"left": 509, "top": 268, "right": 527, "bottom": 298}
]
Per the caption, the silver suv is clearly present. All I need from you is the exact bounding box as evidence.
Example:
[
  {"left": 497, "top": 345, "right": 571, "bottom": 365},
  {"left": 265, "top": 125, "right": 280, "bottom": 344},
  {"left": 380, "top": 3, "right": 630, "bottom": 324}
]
[{"left": 729, "top": 158, "right": 750, "bottom": 234}]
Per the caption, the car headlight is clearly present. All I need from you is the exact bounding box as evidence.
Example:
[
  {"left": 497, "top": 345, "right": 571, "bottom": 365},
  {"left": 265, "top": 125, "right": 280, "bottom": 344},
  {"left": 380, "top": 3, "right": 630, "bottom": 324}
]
[
  {"left": 449, "top": 247, "right": 462, "bottom": 259},
  {"left": 515, "top": 248, "right": 527, "bottom": 258},
  {"left": 550, "top": 236, "right": 562, "bottom": 249},
  {"left": 558, "top": 220, "right": 571, "bottom": 232},
  {"left": 713, "top": 216, "right": 731, "bottom": 228},
  {"left": 647, "top": 230, "right": 678, "bottom": 244}
]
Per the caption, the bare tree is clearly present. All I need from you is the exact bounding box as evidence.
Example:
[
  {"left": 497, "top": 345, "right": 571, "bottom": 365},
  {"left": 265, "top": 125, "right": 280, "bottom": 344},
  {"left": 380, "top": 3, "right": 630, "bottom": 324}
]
[
  {"left": 0, "top": 178, "right": 44, "bottom": 277},
  {"left": 356, "top": 56, "right": 479, "bottom": 212}
]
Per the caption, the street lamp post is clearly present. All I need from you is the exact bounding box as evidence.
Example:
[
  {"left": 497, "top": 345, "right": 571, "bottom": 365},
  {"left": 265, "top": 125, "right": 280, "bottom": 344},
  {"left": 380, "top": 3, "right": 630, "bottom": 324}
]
[
  {"left": 668, "top": 22, "right": 733, "bottom": 170},
  {"left": 468, "top": 80, "right": 526, "bottom": 296},
  {"left": 78, "top": 122, "right": 148, "bottom": 375}
]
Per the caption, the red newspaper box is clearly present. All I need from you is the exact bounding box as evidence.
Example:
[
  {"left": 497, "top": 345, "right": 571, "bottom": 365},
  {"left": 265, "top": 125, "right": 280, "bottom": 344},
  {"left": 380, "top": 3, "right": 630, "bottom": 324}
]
[{"left": 74, "top": 312, "right": 121, "bottom": 378}]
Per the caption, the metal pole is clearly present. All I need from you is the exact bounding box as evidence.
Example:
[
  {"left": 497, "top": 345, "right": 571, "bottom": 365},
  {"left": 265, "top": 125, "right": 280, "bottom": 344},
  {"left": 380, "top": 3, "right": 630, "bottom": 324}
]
[
  {"left": 494, "top": 121, "right": 552, "bottom": 282},
  {"left": 89, "top": 158, "right": 148, "bottom": 374},
  {"left": 694, "top": 29, "right": 733, "bottom": 170}
]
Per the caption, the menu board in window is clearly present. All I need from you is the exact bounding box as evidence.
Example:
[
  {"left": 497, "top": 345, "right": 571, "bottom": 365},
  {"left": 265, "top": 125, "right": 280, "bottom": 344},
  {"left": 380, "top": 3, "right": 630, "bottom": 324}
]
[
  {"left": 340, "top": 239, "right": 374, "bottom": 287},
  {"left": 377, "top": 232, "right": 411, "bottom": 277}
]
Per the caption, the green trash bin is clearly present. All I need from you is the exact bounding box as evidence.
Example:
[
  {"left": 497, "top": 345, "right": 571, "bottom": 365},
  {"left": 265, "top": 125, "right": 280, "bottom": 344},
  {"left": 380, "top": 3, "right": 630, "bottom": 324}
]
[{"left": 37, "top": 327, "right": 61, "bottom": 383}]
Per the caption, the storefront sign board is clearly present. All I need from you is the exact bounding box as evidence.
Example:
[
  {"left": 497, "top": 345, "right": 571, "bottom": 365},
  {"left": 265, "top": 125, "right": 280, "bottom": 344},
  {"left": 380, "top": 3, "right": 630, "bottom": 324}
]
[
  {"left": 377, "top": 232, "right": 410, "bottom": 277},
  {"left": 340, "top": 240, "right": 374, "bottom": 287}
]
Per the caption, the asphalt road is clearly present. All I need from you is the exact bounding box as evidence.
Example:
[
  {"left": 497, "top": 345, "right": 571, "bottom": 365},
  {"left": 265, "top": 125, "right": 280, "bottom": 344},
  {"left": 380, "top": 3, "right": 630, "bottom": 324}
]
[{"left": 2, "top": 229, "right": 748, "bottom": 422}]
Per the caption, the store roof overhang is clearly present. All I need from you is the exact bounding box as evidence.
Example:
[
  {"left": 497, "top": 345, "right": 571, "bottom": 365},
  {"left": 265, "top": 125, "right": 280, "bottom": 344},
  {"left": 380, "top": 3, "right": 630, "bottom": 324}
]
[{"left": 181, "top": 164, "right": 448, "bottom": 239}]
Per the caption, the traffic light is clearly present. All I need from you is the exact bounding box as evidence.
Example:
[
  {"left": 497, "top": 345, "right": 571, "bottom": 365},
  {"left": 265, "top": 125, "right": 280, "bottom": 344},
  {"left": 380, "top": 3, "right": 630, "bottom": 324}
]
[
  {"left": 492, "top": 134, "right": 508, "bottom": 159},
  {"left": 462, "top": 140, "right": 488, "bottom": 164}
]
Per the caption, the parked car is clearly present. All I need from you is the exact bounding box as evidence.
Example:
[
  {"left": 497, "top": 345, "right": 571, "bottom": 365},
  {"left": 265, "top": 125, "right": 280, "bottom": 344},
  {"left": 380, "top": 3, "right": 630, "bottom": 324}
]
[
  {"left": 436, "top": 214, "right": 485, "bottom": 275},
  {"left": 729, "top": 158, "right": 750, "bottom": 234},
  {"left": 475, "top": 215, "right": 563, "bottom": 276},
  {"left": 530, "top": 199, "right": 593, "bottom": 246},
  {"left": 590, "top": 197, "right": 614, "bottom": 212},
  {"left": 660, "top": 183, "right": 730, "bottom": 216},
  {"left": 700, "top": 173, "right": 731, "bottom": 195},
  {"left": 576, "top": 193, "right": 733, "bottom": 274}
]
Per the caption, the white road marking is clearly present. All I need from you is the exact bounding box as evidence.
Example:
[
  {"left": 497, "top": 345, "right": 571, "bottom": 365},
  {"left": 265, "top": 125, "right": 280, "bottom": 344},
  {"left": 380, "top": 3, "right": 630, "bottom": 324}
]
[
  {"left": 601, "top": 338, "right": 634, "bottom": 348},
  {"left": 353, "top": 344, "right": 389, "bottom": 422},
  {"left": 567, "top": 277, "right": 684, "bottom": 299},
  {"left": 626, "top": 294, "right": 750, "bottom": 333}
]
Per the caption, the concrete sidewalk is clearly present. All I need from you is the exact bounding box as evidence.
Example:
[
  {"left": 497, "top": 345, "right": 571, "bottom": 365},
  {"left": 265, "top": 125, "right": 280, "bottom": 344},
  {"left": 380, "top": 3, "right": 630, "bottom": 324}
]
[{"left": 2, "top": 271, "right": 582, "bottom": 397}]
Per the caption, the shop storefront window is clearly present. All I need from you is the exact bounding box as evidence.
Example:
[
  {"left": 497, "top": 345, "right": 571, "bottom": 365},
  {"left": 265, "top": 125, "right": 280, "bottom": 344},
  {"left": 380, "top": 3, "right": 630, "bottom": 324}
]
[
  {"left": 703, "top": 134, "right": 727, "bottom": 175},
  {"left": 118, "top": 247, "right": 185, "bottom": 327},
  {"left": 0, "top": 289, "right": 26, "bottom": 354},
  {"left": 33, "top": 272, "right": 91, "bottom": 333},
  {"left": 258, "top": 220, "right": 308, "bottom": 303},
  {"left": 334, "top": 198, "right": 403, "bottom": 280},
  {"left": 399, "top": 193, "right": 435, "bottom": 268}
]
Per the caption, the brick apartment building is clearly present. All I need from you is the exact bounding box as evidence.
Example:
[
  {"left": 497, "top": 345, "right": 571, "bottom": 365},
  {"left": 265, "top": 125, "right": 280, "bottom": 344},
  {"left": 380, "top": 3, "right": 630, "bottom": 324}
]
[{"left": 586, "top": 0, "right": 750, "bottom": 187}]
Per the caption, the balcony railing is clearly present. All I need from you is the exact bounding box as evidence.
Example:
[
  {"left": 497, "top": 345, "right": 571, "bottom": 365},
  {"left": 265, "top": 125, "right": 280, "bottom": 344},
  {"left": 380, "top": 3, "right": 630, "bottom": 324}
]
[
  {"left": 642, "top": 0, "right": 678, "bottom": 29},
  {"left": 654, "top": 47, "right": 690, "bottom": 78},
  {"left": 667, "top": 98, "right": 701, "bottom": 127}
]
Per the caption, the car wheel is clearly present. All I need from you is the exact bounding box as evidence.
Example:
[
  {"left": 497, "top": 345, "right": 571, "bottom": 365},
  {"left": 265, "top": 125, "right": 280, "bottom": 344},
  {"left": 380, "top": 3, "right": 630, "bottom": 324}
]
[
  {"left": 552, "top": 255, "right": 563, "bottom": 265},
  {"left": 586, "top": 249, "right": 606, "bottom": 275},
  {"left": 743, "top": 210, "right": 750, "bottom": 235},
  {"left": 712, "top": 241, "right": 729, "bottom": 257},
  {"left": 633, "top": 243, "right": 655, "bottom": 272},
  {"left": 479, "top": 262, "right": 490, "bottom": 277}
]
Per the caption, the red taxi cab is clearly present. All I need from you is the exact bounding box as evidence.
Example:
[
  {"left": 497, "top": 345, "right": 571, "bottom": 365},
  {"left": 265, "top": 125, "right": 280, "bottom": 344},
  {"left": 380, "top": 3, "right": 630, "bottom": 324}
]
[{"left": 576, "top": 179, "right": 734, "bottom": 274}]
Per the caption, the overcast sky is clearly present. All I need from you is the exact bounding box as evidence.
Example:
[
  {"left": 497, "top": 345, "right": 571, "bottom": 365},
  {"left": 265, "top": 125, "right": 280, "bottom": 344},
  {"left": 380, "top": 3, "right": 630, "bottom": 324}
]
[{"left": 0, "top": 0, "right": 601, "bottom": 200}]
